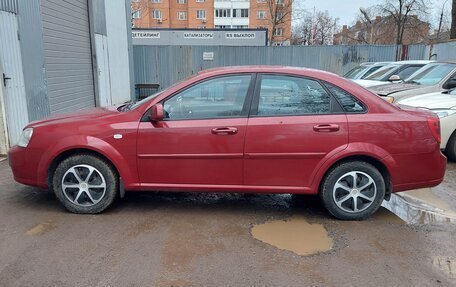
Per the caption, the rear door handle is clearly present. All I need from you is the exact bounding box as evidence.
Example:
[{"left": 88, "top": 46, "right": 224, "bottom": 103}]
[
  {"left": 313, "top": 124, "right": 340, "bottom": 132},
  {"left": 211, "top": 127, "right": 238, "bottom": 135}
]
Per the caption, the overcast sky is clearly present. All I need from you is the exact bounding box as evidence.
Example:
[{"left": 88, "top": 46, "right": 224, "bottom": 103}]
[{"left": 301, "top": 0, "right": 450, "bottom": 28}]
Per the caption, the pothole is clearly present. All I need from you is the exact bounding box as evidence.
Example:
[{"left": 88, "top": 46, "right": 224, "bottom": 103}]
[
  {"left": 251, "top": 216, "right": 333, "bottom": 256},
  {"left": 382, "top": 188, "right": 456, "bottom": 224}
]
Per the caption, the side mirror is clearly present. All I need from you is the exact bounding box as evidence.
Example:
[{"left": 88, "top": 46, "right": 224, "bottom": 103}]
[
  {"left": 149, "top": 103, "right": 164, "bottom": 122},
  {"left": 443, "top": 77, "right": 456, "bottom": 90},
  {"left": 388, "top": 75, "right": 401, "bottom": 82}
]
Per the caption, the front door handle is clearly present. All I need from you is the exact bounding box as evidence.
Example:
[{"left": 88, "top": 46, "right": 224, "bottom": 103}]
[
  {"left": 313, "top": 124, "right": 340, "bottom": 132},
  {"left": 211, "top": 127, "right": 238, "bottom": 135}
]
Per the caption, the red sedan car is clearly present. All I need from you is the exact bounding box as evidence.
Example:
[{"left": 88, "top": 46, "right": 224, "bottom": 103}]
[{"left": 8, "top": 66, "right": 446, "bottom": 220}]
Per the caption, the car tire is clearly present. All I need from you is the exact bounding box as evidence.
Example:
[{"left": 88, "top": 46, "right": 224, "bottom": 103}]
[
  {"left": 320, "top": 161, "right": 385, "bottom": 220},
  {"left": 52, "top": 154, "right": 118, "bottom": 214},
  {"left": 445, "top": 132, "right": 456, "bottom": 162}
]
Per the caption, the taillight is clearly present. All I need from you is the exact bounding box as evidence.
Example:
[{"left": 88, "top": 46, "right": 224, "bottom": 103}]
[{"left": 427, "top": 117, "right": 441, "bottom": 144}]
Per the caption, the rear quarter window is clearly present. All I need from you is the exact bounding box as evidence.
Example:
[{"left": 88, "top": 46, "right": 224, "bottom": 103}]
[{"left": 324, "top": 82, "right": 367, "bottom": 113}]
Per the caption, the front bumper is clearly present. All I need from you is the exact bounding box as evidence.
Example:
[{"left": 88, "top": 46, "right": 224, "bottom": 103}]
[{"left": 8, "top": 146, "right": 47, "bottom": 188}]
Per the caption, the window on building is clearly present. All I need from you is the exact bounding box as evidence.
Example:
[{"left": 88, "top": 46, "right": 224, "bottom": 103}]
[
  {"left": 277, "top": 11, "right": 284, "bottom": 19},
  {"left": 132, "top": 10, "right": 141, "bottom": 19},
  {"left": 257, "top": 0, "right": 267, "bottom": 3},
  {"left": 276, "top": 0, "right": 285, "bottom": 5},
  {"left": 274, "top": 28, "right": 283, "bottom": 36},
  {"left": 215, "top": 25, "right": 230, "bottom": 29},
  {"left": 177, "top": 0, "right": 186, "bottom": 3},
  {"left": 197, "top": 26, "right": 206, "bottom": 29},
  {"left": 257, "top": 11, "right": 266, "bottom": 19},
  {"left": 178, "top": 11, "right": 187, "bottom": 20},
  {"left": 196, "top": 0, "right": 205, "bottom": 2},
  {"left": 215, "top": 9, "right": 231, "bottom": 18},
  {"left": 151, "top": 0, "right": 161, "bottom": 3},
  {"left": 196, "top": 10, "right": 206, "bottom": 19},
  {"left": 233, "top": 9, "right": 248, "bottom": 18},
  {"left": 152, "top": 10, "right": 162, "bottom": 19},
  {"left": 233, "top": 25, "right": 248, "bottom": 28}
]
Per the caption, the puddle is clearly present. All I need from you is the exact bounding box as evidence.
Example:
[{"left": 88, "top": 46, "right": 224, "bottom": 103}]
[
  {"left": 432, "top": 256, "right": 456, "bottom": 279},
  {"left": 251, "top": 216, "right": 333, "bottom": 256},
  {"left": 25, "top": 221, "right": 55, "bottom": 236},
  {"left": 382, "top": 188, "right": 456, "bottom": 224}
]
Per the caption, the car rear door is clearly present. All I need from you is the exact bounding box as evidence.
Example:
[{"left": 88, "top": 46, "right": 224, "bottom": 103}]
[
  {"left": 243, "top": 74, "right": 349, "bottom": 189},
  {"left": 137, "top": 74, "right": 255, "bottom": 186}
]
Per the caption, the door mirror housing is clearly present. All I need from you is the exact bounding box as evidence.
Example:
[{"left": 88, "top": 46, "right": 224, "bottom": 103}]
[
  {"left": 388, "top": 75, "right": 401, "bottom": 82},
  {"left": 443, "top": 77, "right": 456, "bottom": 90},
  {"left": 149, "top": 103, "right": 164, "bottom": 122}
]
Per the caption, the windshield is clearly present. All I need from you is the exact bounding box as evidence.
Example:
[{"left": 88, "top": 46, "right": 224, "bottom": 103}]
[
  {"left": 365, "top": 65, "right": 399, "bottom": 80},
  {"left": 121, "top": 74, "right": 199, "bottom": 111},
  {"left": 344, "top": 65, "right": 369, "bottom": 79},
  {"left": 129, "top": 92, "right": 162, "bottom": 110},
  {"left": 405, "top": 63, "right": 456, "bottom": 85}
]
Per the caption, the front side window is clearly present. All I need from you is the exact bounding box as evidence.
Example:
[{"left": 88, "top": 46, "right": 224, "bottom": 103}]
[
  {"left": 366, "top": 64, "right": 399, "bottom": 80},
  {"left": 324, "top": 83, "right": 366, "bottom": 113},
  {"left": 163, "top": 75, "right": 252, "bottom": 120},
  {"left": 256, "top": 75, "right": 331, "bottom": 116},
  {"left": 396, "top": 65, "right": 422, "bottom": 80}
]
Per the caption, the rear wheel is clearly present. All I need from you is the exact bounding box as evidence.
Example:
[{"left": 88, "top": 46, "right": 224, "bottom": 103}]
[
  {"left": 445, "top": 132, "right": 456, "bottom": 162},
  {"left": 320, "top": 161, "right": 385, "bottom": 220},
  {"left": 52, "top": 154, "right": 118, "bottom": 214}
]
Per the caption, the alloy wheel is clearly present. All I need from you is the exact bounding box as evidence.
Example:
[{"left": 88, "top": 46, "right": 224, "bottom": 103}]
[{"left": 332, "top": 171, "right": 377, "bottom": 213}]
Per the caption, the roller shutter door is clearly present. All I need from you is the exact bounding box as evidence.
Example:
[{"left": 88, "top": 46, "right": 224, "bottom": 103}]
[{"left": 41, "top": 0, "right": 95, "bottom": 114}]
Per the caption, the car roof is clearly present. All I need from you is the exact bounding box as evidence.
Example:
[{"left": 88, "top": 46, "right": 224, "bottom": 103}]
[
  {"left": 395, "top": 60, "right": 434, "bottom": 64},
  {"left": 197, "top": 65, "right": 338, "bottom": 78}
]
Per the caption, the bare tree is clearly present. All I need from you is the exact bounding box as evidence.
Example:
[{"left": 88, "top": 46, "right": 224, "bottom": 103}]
[
  {"left": 451, "top": 0, "right": 456, "bottom": 38},
  {"left": 379, "top": 0, "right": 429, "bottom": 45},
  {"left": 131, "top": 0, "right": 154, "bottom": 28},
  {"left": 314, "top": 10, "right": 339, "bottom": 45},
  {"left": 292, "top": 11, "right": 313, "bottom": 45},
  {"left": 265, "top": 0, "right": 294, "bottom": 45}
]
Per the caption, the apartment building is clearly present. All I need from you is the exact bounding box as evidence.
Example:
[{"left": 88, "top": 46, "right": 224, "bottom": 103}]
[{"left": 131, "top": 0, "right": 291, "bottom": 44}]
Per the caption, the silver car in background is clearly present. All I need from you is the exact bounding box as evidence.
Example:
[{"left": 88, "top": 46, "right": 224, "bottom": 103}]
[{"left": 369, "top": 62, "right": 456, "bottom": 103}]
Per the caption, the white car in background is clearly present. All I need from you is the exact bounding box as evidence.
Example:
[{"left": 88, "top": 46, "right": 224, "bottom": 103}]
[
  {"left": 353, "top": 60, "right": 432, "bottom": 88},
  {"left": 344, "top": 62, "right": 391, "bottom": 80},
  {"left": 399, "top": 89, "right": 456, "bottom": 161}
]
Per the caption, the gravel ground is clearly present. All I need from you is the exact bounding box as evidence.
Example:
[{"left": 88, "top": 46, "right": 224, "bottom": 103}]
[{"left": 0, "top": 159, "right": 455, "bottom": 287}]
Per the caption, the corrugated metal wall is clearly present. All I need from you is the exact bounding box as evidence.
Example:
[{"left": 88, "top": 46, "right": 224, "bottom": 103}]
[
  {"left": 0, "top": 10, "right": 29, "bottom": 145},
  {"left": 134, "top": 45, "right": 428, "bottom": 90},
  {"left": 17, "top": 0, "right": 50, "bottom": 121},
  {"left": 0, "top": 0, "right": 18, "bottom": 13},
  {"left": 427, "top": 41, "right": 456, "bottom": 61},
  {"left": 41, "top": 0, "right": 95, "bottom": 115}
]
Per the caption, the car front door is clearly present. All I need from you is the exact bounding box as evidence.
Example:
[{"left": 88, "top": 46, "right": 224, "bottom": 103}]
[
  {"left": 244, "top": 74, "right": 349, "bottom": 189},
  {"left": 137, "top": 74, "right": 254, "bottom": 186}
]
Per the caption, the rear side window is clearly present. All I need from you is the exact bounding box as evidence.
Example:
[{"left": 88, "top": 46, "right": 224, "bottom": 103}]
[
  {"left": 324, "top": 83, "right": 366, "bottom": 113},
  {"left": 256, "top": 75, "right": 331, "bottom": 116}
]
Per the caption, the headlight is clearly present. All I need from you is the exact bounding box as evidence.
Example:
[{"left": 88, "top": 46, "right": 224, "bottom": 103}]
[
  {"left": 433, "top": 109, "right": 456, "bottom": 118},
  {"left": 384, "top": 96, "right": 395, "bottom": 103},
  {"left": 17, "top": 128, "right": 33, "bottom": 148}
]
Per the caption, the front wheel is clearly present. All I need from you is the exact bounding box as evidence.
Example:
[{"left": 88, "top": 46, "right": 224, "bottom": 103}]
[
  {"left": 52, "top": 154, "right": 118, "bottom": 214},
  {"left": 320, "top": 161, "right": 385, "bottom": 220}
]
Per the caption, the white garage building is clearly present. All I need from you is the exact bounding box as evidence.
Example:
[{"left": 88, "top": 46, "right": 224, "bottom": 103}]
[{"left": 0, "top": 0, "right": 134, "bottom": 153}]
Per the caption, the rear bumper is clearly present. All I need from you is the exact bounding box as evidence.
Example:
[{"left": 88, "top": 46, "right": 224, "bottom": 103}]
[
  {"left": 385, "top": 149, "right": 447, "bottom": 193},
  {"left": 8, "top": 146, "right": 47, "bottom": 188}
]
